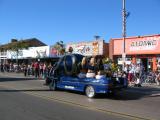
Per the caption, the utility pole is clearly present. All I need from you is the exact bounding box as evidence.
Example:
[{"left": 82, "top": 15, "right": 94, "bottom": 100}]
[{"left": 122, "top": 0, "right": 126, "bottom": 70}]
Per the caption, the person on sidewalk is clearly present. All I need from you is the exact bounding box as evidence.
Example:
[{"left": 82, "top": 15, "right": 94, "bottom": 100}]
[
  {"left": 39, "top": 62, "right": 44, "bottom": 78},
  {"left": 0, "top": 63, "right": 4, "bottom": 72},
  {"left": 155, "top": 71, "right": 160, "bottom": 86},
  {"left": 128, "top": 63, "right": 134, "bottom": 86},
  {"left": 34, "top": 61, "right": 40, "bottom": 78},
  {"left": 43, "top": 63, "right": 47, "bottom": 79},
  {"left": 133, "top": 64, "right": 142, "bottom": 87},
  {"left": 23, "top": 64, "right": 27, "bottom": 77}
]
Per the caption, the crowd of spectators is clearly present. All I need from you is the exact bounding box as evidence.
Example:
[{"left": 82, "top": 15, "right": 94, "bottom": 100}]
[
  {"left": 122, "top": 62, "right": 160, "bottom": 86},
  {"left": 1, "top": 58, "right": 160, "bottom": 86},
  {"left": 0, "top": 62, "right": 53, "bottom": 79}
]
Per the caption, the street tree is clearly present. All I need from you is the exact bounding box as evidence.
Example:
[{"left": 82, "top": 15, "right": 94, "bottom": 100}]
[{"left": 0, "top": 39, "right": 30, "bottom": 65}]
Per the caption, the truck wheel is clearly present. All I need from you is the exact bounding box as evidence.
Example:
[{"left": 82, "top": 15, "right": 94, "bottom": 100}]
[
  {"left": 85, "top": 85, "right": 96, "bottom": 98},
  {"left": 108, "top": 90, "right": 115, "bottom": 96},
  {"left": 49, "top": 80, "right": 56, "bottom": 91}
]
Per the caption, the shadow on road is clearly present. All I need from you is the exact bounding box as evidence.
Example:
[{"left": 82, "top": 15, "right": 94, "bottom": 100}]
[
  {"left": 0, "top": 77, "right": 39, "bottom": 82},
  {"left": 55, "top": 88, "right": 160, "bottom": 100},
  {"left": 0, "top": 89, "right": 50, "bottom": 92},
  {"left": 0, "top": 76, "right": 160, "bottom": 100},
  {"left": 0, "top": 87, "right": 159, "bottom": 100},
  {"left": 94, "top": 87, "right": 160, "bottom": 100}
]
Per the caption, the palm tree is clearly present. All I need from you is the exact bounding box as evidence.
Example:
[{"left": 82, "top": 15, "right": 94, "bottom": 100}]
[
  {"left": 94, "top": 35, "right": 100, "bottom": 40},
  {"left": 53, "top": 41, "right": 65, "bottom": 55}
]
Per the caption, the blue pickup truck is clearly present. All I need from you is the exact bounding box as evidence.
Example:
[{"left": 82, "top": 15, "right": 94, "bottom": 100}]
[{"left": 46, "top": 54, "right": 127, "bottom": 98}]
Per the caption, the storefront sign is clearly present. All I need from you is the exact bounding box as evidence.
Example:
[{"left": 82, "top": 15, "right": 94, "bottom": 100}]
[
  {"left": 66, "top": 40, "right": 104, "bottom": 56},
  {"left": 130, "top": 40, "right": 157, "bottom": 47},
  {"left": 130, "top": 40, "right": 158, "bottom": 51},
  {"left": 7, "top": 46, "right": 50, "bottom": 59},
  {"left": 113, "top": 35, "right": 160, "bottom": 55}
]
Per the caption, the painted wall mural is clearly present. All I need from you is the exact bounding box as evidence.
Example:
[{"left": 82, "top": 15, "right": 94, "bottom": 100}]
[{"left": 66, "top": 40, "right": 104, "bottom": 56}]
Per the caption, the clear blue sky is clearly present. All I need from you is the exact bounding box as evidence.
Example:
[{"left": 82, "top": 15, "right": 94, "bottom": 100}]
[{"left": 0, "top": 0, "right": 160, "bottom": 45}]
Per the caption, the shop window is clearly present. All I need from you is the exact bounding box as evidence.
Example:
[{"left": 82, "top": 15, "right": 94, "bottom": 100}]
[{"left": 148, "top": 58, "right": 152, "bottom": 62}]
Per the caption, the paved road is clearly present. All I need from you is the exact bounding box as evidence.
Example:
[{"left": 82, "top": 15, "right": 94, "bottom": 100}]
[
  {"left": 0, "top": 76, "right": 131, "bottom": 120},
  {"left": 0, "top": 72, "right": 160, "bottom": 120},
  {"left": 0, "top": 87, "right": 131, "bottom": 120}
]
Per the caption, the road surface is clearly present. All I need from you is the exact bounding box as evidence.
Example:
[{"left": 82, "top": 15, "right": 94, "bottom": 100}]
[{"left": 0, "top": 73, "right": 160, "bottom": 120}]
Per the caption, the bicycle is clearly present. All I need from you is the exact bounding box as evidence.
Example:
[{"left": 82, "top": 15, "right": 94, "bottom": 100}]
[{"left": 145, "top": 75, "right": 156, "bottom": 85}]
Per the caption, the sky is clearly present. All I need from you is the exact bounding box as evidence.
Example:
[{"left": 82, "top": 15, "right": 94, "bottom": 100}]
[{"left": 0, "top": 0, "right": 160, "bottom": 45}]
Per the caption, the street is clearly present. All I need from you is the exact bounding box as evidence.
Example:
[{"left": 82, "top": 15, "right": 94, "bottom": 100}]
[
  {"left": 1, "top": 1, "right": 160, "bottom": 120},
  {"left": 0, "top": 73, "right": 160, "bottom": 120},
  {"left": 1, "top": 87, "right": 130, "bottom": 120}
]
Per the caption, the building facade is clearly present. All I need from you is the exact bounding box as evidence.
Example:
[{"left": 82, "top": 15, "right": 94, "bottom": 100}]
[
  {"left": 0, "top": 51, "right": 7, "bottom": 64},
  {"left": 109, "top": 34, "right": 160, "bottom": 71},
  {"left": 0, "top": 38, "right": 47, "bottom": 64}
]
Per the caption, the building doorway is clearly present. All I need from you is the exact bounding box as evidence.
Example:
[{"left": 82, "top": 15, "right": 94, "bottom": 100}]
[{"left": 141, "top": 58, "right": 148, "bottom": 72}]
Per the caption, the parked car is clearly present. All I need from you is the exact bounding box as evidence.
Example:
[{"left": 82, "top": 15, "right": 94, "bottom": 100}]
[{"left": 45, "top": 54, "right": 127, "bottom": 98}]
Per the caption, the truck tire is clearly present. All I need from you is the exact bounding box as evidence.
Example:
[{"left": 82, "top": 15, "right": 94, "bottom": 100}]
[
  {"left": 85, "top": 85, "right": 96, "bottom": 98},
  {"left": 49, "top": 80, "right": 56, "bottom": 91}
]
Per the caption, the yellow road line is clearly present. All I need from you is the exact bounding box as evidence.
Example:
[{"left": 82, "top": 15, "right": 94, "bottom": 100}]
[{"left": 0, "top": 84, "right": 155, "bottom": 120}]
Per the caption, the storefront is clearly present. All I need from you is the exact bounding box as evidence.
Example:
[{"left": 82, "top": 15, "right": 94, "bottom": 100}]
[
  {"left": 6, "top": 46, "right": 60, "bottom": 65},
  {"left": 109, "top": 34, "right": 160, "bottom": 71}
]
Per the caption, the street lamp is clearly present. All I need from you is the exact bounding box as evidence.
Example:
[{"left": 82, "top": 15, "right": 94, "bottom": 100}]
[{"left": 122, "top": 0, "right": 126, "bottom": 70}]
